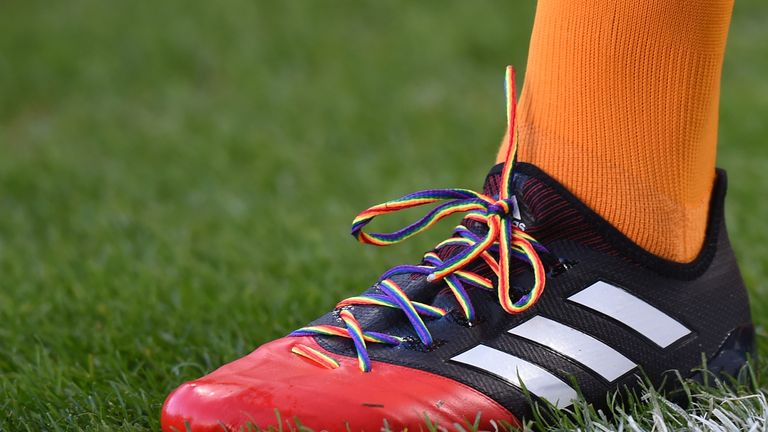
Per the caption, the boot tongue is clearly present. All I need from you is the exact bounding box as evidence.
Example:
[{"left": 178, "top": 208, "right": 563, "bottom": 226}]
[
  {"left": 481, "top": 164, "right": 504, "bottom": 197},
  {"left": 481, "top": 162, "right": 616, "bottom": 253},
  {"left": 483, "top": 164, "right": 504, "bottom": 198},
  {"left": 480, "top": 163, "right": 534, "bottom": 231}
]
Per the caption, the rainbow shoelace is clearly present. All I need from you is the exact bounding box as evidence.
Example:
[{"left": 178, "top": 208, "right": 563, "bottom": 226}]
[{"left": 290, "top": 67, "right": 548, "bottom": 372}]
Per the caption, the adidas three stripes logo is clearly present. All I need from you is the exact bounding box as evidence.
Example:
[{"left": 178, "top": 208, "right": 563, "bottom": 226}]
[{"left": 450, "top": 281, "right": 692, "bottom": 408}]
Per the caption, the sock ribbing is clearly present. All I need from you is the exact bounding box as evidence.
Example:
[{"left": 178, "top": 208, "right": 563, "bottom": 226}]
[{"left": 500, "top": 0, "right": 733, "bottom": 262}]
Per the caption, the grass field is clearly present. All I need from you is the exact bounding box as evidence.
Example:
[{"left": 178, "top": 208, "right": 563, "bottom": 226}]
[{"left": 1, "top": 1, "right": 767, "bottom": 430}]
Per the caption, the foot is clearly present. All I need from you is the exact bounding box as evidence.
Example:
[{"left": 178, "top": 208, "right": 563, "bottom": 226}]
[{"left": 161, "top": 69, "right": 753, "bottom": 431}]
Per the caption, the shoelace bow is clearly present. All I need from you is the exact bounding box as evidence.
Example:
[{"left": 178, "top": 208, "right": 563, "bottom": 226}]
[{"left": 290, "top": 67, "right": 548, "bottom": 372}]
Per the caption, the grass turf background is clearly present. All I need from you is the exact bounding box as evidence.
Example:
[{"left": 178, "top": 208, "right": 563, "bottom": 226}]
[{"left": 0, "top": 1, "right": 766, "bottom": 430}]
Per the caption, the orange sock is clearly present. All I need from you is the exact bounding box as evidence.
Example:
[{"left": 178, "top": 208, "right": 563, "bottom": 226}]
[{"left": 499, "top": 0, "right": 734, "bottom": 262}]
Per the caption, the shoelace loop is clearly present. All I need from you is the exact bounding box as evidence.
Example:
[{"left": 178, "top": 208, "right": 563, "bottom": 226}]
[
  {"left": 290, "top": 66, "right": 548, "bottom": 372},
  {"left": 488, "top": 198, "right": 518, "bottom": 217}
]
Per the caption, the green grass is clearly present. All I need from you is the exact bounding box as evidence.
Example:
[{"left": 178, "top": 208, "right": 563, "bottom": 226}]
[{"left": 0, "top": 1, "right": 766, "bottom": 430}]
